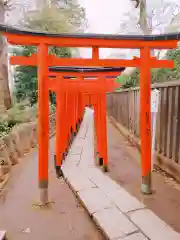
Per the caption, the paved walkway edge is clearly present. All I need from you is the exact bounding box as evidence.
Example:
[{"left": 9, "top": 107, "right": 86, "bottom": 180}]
[{"left": 62, "top": 108, "right": 180, "bottom": 240}]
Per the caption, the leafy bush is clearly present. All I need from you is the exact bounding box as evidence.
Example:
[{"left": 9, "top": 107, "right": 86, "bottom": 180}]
[
  {"left": 116, "top": 72, "right": 138, "bottom": 89},
  {"left": 13, "top": 0, "right": 86, "bottom": 106},
  {"left": 115, "top": 44, "right": 180, "bottom": 88},
  {"left": 0, "top": 121, "right": 11, "bottom": 137}
]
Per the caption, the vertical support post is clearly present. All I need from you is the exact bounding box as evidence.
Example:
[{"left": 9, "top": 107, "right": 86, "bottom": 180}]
[
  {"left": 38, "top": 43, "right": 49, "bottom": 204},
  {"left": 93, "top": 98, "right": 99, "bottom": 162},
  {"left": 55, "top": 80, "right": 64, "bottom": 178},
  {"left": 62, "top": 91, "right": 68, "bottom": 159},
  {"left": 94, "top": 95, "right": 102, "bottom": 165},
  {"left": 77, "top": 92, "right": 81, "bottom": 129},
  {"left": 92, "top": 46, "right": 99, "bottom": 60},
  {"left": 151, "top": 89, "right": 160, "bottom": 170},
  {"left": 140, "top": 47, "right": 152, "bottom": 194},
  {"left": 72, "top": 92, "right": 76, "bottom": 136},
  {"left": 80, "top": 92, "right": 84, "bottom": 122},
  {"left": 64, "top": 91, "right": 69, "bottom": 154},
  {"left": 68, "top": 91, "right": 73, "bottom": 144},
  {"left": 100, "top": 93, "right": 108, "bottom": 172},
  {"left": 97, "top": 95, "right": 103, "bottom": 166},
  {"left": 74, "top": 92, "right": 78, "bottom": 135}
]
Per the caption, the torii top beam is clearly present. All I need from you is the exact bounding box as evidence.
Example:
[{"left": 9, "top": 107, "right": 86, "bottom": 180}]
[
  {"left": 0, "top": 24, "right": 177, "bottom": 69},
  {"left": 48, "top": 66, "right": 126, "bottom": 78},
  {"left": 48, "top": 67, "right": 123, "bottom": 93},
  {"left": 0, "top": 24, "right": 179, "bottom": 49}
]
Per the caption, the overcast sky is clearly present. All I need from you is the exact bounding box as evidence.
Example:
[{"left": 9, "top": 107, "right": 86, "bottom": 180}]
[
  {"left": 78, "top": 0, "right": 176, "bottom": 58},
  {"left": 7, "top": 0, "right": 178, "bottom": 59},
  {"left": 79, "top": 0, "right": 131, "bottom": 34},
  {"left": 79, "top": 0, "right": 172, "bottom": 34},
  {"left": 79, "top": 0, "right": 132, "bottom": 57}
]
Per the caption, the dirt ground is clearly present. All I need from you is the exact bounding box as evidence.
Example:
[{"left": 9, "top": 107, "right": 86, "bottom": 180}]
[
  {"left": 0, "top": 139, "right": 104, "bottom": 240},
  {"left": 107, "top": 119, "right": 180, "bottom": 233}
]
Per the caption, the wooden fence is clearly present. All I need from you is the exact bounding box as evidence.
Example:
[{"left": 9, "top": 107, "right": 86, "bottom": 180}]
[{"left": 106, "top": 81, "right": 180, "bottom": 181}]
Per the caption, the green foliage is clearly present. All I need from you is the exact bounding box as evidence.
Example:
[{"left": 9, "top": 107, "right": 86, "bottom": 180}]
[
  {"left": 0, "top": 100, "right": 56, "bottom": 137},
  {"left": 116, "top": 70, "right": 139, "bottom": 89},
  {"left": 22, "top": 2, "right": 86, "bottom": 33},
  {"left": 116, "top": 45, "right": 180, "bottom": 89},
  {"left": 151, "top": 47, "right": 180, "bottom": 83},
  {"left": 13, "top": 0, "right": 86, "bottom": 106},
  {"left": 0, "top": 121, "right": 11, "bottom": 137},
  {"left": 14, "top": 1, "right": 86, "bottom": 105},
  {"left": 13, "top": 45, "right": 71, "bottom": 105},
  {"left": 0, "top": 103, "right": 29, "bottom": 137}
]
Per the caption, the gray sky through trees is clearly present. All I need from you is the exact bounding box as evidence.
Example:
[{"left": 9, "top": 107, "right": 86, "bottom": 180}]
[{"left": 79, "top": 0, "right": 179, "bottom": 58}]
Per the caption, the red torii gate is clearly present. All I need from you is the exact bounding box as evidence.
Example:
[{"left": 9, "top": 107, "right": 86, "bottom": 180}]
[
  {"left": 48, "top": 67, "right": 125, "bottom": 177},
  {"left": 0, "top": 24, "right": 178, "bottom": 204}
]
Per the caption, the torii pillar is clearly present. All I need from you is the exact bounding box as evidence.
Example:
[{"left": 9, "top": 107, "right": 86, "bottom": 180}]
[{"left": 38, "top": 43, "right": 49, "bottom": 204}]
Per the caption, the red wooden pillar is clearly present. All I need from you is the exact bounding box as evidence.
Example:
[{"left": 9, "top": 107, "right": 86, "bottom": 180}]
[
  {"left": 81, "top": 93, "right": 85, "bottom": 118},
  {"left": 38, "top": 43, "right": 49, "bottom": 204},
  {"left": 97, "top": 95, "right": 103, "bottom": 164},
  {"left": 72, "top": 92, "right": 76, "bottom": 135},
  {"left": 68, "top": 92, "right": 73, "bottom": 143},
  {"left": 55, "top": 82, "right": 64, "bottom": 178},
  {"left": 100, "top": 93, "right": 108, "bottom": 172},
  {"left": 93, "top": 97, "right": 98, "bottom": 159},
  {"left": 140, "top": 47, "right": 152, "bottom": 194},
  {"left": 77, "top": 92, "right": 82, "bottom": 129},
  {"left": 62, "top": 92, "right": 68, "bottom": 156},
  {"left": 74, "top": 92, "right": 78, "bottom": 134},
  {"left": 93, "top": 95, "right": 102, "bottom": 165},
  {"left": 78, "top": 93, "right": 81, "bottom": 123},
  {"left": 64, "top": 91, "right": 70, "bottom": 154}
]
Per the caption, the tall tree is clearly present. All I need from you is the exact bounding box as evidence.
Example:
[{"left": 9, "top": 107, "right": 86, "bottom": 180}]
[
  {"left": 22, "top": 0, "right": 86, "bottom": 33},
  {"left": 0, "top": 0, "right": 12, "bottom": 113},
  {"left": 14, "top": 0, "right": 86, "bottom": 104},
  {"left": 119, "top": 0, "right": 180, "bottom": 81}
]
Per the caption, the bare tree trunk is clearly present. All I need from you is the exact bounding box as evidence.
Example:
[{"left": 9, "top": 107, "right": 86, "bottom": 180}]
[
  {"left": 36, "top": 0, "right": 50, "bottom": 9},
  {"left": 138, "top": 0, "right": 150, "bottom": 34},
  {"left": 123, "top": 0, "right": 154, "bottom": 78},
  {"left": 139, "top": 0, "right": 155, "bottom": 57},
  {"left": 0, "top": 3, "right": 12, "bottom": 112}
]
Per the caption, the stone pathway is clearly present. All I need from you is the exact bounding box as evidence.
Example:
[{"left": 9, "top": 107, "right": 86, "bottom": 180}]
[
  {"left": 62, "top": 108, "right": 180, "bottom": 240},
  {"left": 0, "top": 132, "right": 104, "bottom": 239}
]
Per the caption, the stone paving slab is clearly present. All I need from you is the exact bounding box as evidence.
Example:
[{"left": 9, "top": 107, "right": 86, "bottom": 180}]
[
  {"left": 109, "top": 188, "right": 145, "bottom": 213},
  {"left": 64, "top": 154, "right": 81, "bottom": 166},
  {"left": 118, "top": 232, "right": 148, "bottom": 240},
  {"left": 71, "top": 137, "right": 85, "bottom": 149},
  {"left": 93, "top": 207, "right": 138, "bottom": 240},
  {"left": 77, "top": 188, "right": 114, "bottom": 215},
  {"left": 67, "top": 171, "right": 96, "bottom": 192},
  {"left": 69, "top": 146, "right": 83, "bottom": 155},
  {"left": 62, "top": 108, "right": 180, "bottom": 240},
  {"left": 128, "top": 209, "right": 180, "bottom": 240}
]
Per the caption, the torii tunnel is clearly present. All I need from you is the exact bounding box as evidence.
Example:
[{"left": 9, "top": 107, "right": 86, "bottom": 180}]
[
  {"left": 0, "top": 24, "right": 179, "bottom": 204},
  {"left": 48, "top": 66, "right": 125, "bottom": 179}
]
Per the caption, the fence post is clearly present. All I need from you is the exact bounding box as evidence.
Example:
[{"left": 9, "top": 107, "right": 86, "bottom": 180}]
[{"left": 151, "top": 89, "right": 160, "bottom": 171}]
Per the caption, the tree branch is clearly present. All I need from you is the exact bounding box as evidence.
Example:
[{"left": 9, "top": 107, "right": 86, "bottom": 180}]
[{"left": 131, "top": 0, "right": 140, "bottom": 8}]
